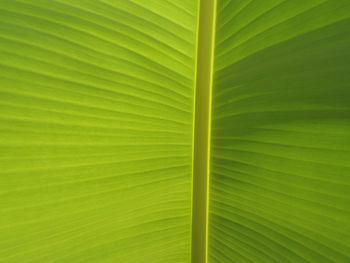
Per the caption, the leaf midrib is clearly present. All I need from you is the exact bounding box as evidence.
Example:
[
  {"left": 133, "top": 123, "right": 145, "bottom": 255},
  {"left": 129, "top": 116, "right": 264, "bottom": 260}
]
[{"left": 191, "top": 0, "right": 217, "bottom": 262}]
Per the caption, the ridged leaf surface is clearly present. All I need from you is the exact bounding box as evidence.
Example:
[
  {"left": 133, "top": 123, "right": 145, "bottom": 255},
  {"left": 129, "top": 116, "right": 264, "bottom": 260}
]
[
  {"left": 1, "top": 0, "right": 350, "bottom": 262},
  {"left": 209, "top": 1, "right": 350, "bottom": 262},
  {"left": 0, "top": 0, "right": 198, "bottom": 262}
]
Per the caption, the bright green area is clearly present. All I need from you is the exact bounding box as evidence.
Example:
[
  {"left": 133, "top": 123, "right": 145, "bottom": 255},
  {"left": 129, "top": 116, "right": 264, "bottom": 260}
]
[
  {"left": 1, "top": 0, "right": 350, "bottom": 263},
  {"left": 0, "top": 0, "right": 198, "bottom": 262},
  {"left": 209, "top": 0, "right": 350, "bottom": 262},
  {"left": 191, "top": 0, "right": 216, "bottom": 262}
]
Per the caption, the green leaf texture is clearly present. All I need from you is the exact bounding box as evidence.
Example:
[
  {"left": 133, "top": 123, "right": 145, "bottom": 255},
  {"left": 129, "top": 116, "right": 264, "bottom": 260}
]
[
  {"left": 209, "top": 1, "right": 350, "bottom": 262},
  {"left": 0, "top": 0, "right": 198, "bottom": 262}
]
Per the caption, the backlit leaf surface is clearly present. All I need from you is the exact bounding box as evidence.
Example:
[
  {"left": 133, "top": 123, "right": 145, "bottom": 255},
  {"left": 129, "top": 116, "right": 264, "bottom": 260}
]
[
  {"left": 209, "top": 1, "right": 350, "bottom": 262},
  {"left": 0, "top": 1, "right": 198, "bottom": 262}
]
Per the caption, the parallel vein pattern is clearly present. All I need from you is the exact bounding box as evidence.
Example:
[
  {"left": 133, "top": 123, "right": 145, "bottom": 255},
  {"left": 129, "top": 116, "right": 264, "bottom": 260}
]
[
  {"left": 209, "top": 1, "right": 350, "bottom": 262},
  {"left": 0, "top": 0, "right": 198, "bottom": 262}
]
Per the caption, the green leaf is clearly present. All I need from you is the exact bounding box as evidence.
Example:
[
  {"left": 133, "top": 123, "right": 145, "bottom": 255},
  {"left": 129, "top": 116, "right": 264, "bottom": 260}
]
[
  {"left": 1, "top": 0, "right": 350, "bottom": 263},
  {"left": 209, "top": 1, "right": 350, "bottom": 262},
  {"left": 0, "top": 0, "right": 198, "bottom": 262}
]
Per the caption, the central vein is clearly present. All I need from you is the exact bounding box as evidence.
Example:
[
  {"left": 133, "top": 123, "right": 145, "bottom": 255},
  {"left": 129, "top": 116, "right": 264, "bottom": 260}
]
[{"left": 191, "top": 0, "right": 217, "bottom": 262}]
